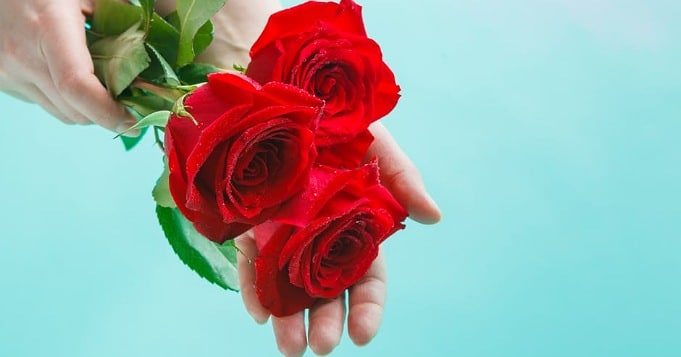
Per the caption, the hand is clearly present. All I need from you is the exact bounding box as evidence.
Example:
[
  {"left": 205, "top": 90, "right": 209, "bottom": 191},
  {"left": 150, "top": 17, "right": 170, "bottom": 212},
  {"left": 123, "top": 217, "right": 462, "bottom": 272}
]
[
  {"left": 366, "top": 122, "right": 442, "bottom": 225},
  {"left": 153, "top": 0, "right": 283, "bottom": 70},
  {"left": 196, "top": 0, "right": 441, "bottom": 354},
  {"left": 0, "top": 0, "right": 136, "bottom": 134},
  {"left": 236, "top": 123, "right": 441, "bottom": 356}
]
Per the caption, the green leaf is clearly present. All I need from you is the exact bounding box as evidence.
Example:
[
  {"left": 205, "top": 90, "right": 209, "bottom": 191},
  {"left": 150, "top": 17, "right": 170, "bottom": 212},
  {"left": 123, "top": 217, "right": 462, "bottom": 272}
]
[
  {"left": 165, "top": 10, "right": 217, "bottom": 56},
  {"left": 153, "top": 158, "right": 176, "bottom": 208},
  {"left": 165, "top": 11, "right": 181, "bottom": 30},
  {"left": 147, "top": 13, "right": 180, "bottom": 65},
  {"left": 115, "top": 110, "right": 170, "bottom": 138},
  {"left": 120, "top": 126, "right": 148, "bottom": 151},
  {"left": 90, "top": 23, "right": 151, "bottom": 97},
  {"left": 177, "top": 63, "right": 220, "bottom": 85},
  {"left": 175, "top": 0, "right": 226, "bottom": 67},
  {"left": 144, "top": 44, "right": 181, "bottom": 86},
  {"left": 156, "top": 206, "right": 240, "bottom": 291},
  {"left": 92, "top": 0, "right": 142, "bottom": 36},
  {"left": 120, "top": 94, "right": 174, "bottom": 116},
  {"left": 193, "top": 20, "right": 214, "bottom": 57},
  {"left": 85, "top": 21, "right": 102, "bottom": 44},
  {"left": 217, "top": 240, "right": 238, "bottom": 266},
  {"left": 138, "top": 0, "right": 155, "bottom": 34}
]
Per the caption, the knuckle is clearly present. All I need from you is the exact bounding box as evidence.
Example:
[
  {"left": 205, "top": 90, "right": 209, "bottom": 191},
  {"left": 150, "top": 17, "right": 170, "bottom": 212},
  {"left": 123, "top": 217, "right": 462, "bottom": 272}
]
[
  {"left": 56, "top": 71, "right": 88, "bottom": 94},
  {"left": 24, "top": 9, "right": 42, "bottom": 29},
  {"left": 32, "top": 4, "right": 61, "bottom": 28}
]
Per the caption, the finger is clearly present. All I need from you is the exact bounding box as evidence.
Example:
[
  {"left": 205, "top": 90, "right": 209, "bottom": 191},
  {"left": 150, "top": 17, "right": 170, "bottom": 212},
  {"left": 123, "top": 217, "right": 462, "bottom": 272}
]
[
  {"left": 1, "top": 88, "right": 32, "bottom": 103},
  {"left": 348, "top": 250, "right": 387, "bottom": 346},
  {"left": 367, "top": 122, "right": 442, "bottom": 224},
  {"left": 308, "top": 294, "right": 346, "bottom": 355},
  {"left": 11, "top": 82, "right": 77, "bottom": 125},
  {"left": 80, "top": 0, "right": 95, "bottom": 15},
  {"left": 31, "top": 75, "right": 92, "bottom": 125},
  {"left": 80, "top": 0, "right": 126, "bottom": 15},
  {"left": 28, "top": 84, "right": 79, "bottom": 124},
  {"left": 272, "top": 312, "right": 308, "bottom": 357},
  {"left": 235, "top": 232, "right": 270, "bottom": 324},
  {"left": 40, "top": 6, "right": 138, "bottom": 134}
]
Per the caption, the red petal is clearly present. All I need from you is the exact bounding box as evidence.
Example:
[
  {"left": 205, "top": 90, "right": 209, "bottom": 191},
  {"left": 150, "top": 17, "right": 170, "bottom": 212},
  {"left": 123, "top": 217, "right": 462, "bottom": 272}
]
[
  {"left": 254, "top": 223, "right": 316, "bottom": 316},
  {"left": 316, "top": 129, "right": 374, "bottom": 168},
  {"left": 250, "top": 0, "right": 366, "bottom": 56},
  {"left": 271, "top": 166, "right": 351, "bottom": 227}
]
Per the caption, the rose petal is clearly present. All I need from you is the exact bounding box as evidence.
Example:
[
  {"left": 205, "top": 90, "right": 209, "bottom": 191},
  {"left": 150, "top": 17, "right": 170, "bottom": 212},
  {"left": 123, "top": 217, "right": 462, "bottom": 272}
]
[
  {"left": 250, "top": 0, "right": 367, "bottom": 56},
  {"left": 316, "top": 129, "right": 374, "bottom": 168},
  {"left": 254, "top": 223, "right": 317, "bottom": 316},
  {"left": 166, "top": 72, "right": 323, "bottom": 242}
]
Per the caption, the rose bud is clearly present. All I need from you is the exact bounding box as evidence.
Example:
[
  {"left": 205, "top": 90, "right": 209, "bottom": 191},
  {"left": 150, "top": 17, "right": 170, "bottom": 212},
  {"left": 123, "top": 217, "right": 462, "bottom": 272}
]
[
  {"left": 165, "top": 72, "right": 323, "bottom": 243},
  {"left": 246, "top": 0, "right": 401, "bottom": 168},
  {"left": 253, "top": 163, "right": 407, "bottom": 316}
]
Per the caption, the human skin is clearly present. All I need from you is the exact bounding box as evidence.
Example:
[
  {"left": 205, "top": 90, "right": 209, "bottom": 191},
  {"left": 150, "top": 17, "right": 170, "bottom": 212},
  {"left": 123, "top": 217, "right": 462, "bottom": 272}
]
[
  {"left": 174, "top": 1, "right": 441, "bottom": 355},
  {"left": 0, "top": 0, "right": 138, "bottom": 134},
  {"left": 0, "top": 0, "right": 441, "bottom": 355},
  {"left": 235, "top": 122, "right": 441, "bottom": 357}
]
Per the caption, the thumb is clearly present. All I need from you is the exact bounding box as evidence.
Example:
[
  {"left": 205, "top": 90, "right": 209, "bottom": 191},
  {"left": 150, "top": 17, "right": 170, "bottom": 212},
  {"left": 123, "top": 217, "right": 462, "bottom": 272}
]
[{"left": 366, "top": 123, "right": 441, "bottom": 224}]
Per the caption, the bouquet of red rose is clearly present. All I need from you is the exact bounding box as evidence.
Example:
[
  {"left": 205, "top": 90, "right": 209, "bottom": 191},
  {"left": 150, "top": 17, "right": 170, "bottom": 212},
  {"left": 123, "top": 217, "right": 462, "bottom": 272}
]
[{"left": 88, "top": 0, "right": 405, "bottom": 316}]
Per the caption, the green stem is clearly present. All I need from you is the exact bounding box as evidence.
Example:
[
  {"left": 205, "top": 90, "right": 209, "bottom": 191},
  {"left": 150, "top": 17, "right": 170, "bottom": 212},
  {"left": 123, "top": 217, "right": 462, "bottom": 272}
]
[
  {"left": 120, "top": 99, "right": 154, "bottom": 117},
  {"left": 131, "top": 79, "right": 185, "bottom": 103},
  {"left": 153, "top": 126, "right": 165, "bottom": 153}
]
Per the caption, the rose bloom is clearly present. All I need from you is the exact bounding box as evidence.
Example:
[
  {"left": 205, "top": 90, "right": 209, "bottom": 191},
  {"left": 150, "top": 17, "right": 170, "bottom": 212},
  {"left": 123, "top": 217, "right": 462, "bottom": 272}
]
[
  {"left": 165, "top": 72, "right": 323, "bottom": 243},
  {"left": 253, "top": 163, "right": 407, "bottom": 316},
  {"left": 246, "top": 0, "right": 401, "bottom": 167}
]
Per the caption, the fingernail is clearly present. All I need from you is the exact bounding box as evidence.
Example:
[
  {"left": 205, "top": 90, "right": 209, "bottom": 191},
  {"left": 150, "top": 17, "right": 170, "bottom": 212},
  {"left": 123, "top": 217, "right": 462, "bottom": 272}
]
[{"left": 116, "top": 121, "right": 140, "bottom": 137}]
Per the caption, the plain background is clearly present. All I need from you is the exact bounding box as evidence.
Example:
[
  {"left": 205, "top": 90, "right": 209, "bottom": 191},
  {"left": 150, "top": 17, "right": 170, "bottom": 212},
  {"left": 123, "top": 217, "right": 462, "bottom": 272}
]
[{"left": 1, "top": 0, "right": 680, "bottom": 356}]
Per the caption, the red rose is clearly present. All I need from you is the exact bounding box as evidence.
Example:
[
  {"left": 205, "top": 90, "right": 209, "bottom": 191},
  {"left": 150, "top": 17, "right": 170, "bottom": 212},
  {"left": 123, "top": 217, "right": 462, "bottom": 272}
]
[
  {"left": 253, "top": 163, "right": 407, "bottom": 316},
  {"left": 165, "top": 73, "right": 323, "bottom": 243},
  {"left": 246, "top": 0, "right": 401, "bottom": 167}
]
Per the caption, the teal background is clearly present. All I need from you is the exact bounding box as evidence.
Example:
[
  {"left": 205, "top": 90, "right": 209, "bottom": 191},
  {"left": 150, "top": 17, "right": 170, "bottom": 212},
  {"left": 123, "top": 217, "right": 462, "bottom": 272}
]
[{"left": 1, "top": 0, "right": 680, "bottom": 356}]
